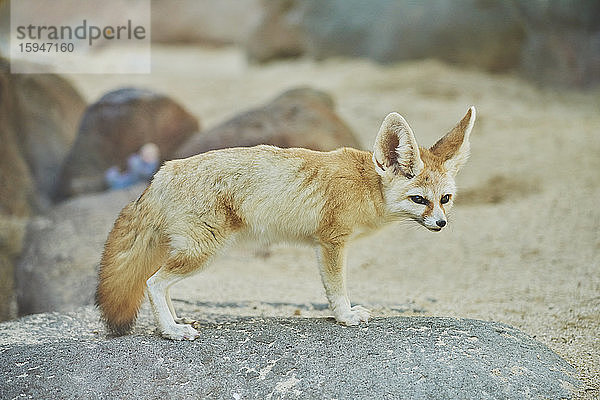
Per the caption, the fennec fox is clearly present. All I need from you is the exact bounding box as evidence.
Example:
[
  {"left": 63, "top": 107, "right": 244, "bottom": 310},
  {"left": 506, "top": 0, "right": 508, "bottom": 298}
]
[{"left": 97, "top": 106, "right": 476, "bottom": 340}]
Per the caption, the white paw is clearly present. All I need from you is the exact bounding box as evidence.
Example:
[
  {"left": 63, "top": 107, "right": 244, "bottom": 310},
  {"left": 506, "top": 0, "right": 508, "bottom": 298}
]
[
  {"left": 334, "top": 305, "right": 371, "bottom": 326},
  {"left": 175, "top": 317, "right": 201, "bottom": 331},
  {"left": 161, "top": 324, "right": 200, "bottom": 341},
  {"left": 174, "top": 317, "right": 198, "bottom": 325}
]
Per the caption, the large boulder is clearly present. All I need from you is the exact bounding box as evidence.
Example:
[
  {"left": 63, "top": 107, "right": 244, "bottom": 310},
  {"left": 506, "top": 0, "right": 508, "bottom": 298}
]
[
  {"left": 244, "top": 0, "right": 305, "bottom": 63},
  {"left": 0, "top": 58, "right": 86, "bottom": 214},
  {"left": 0, "top": 255, "right": 15, "bottom": 320},
  {"left": 0, "top": 58, "right": 86, "bottom": 321},
  {"left": 176, "top": 87, "right": 360, "bottom": 158},
  {"left": 0, "top": 309, "right": 582, "bottom": 399},
  {"left": 16, "top": 185, "right": 145, "bottom": 316},
  {"left": 10, "top": 73, "right": 86, "bottom": 204},
  {"left": 244, "top": 0, "right": 600, "bottom": 88},
  {"left": 245, "top": 0, "right": 524, "bottom": 72},
  {"left": 54, "top": 88, "right": 199, "bottom": 201},
  {"left": 0, "top": 216, "right": 26, "bottom": 321},
  {"left": 0, "top": 95, "right": 33, "bottom": 217},
  {"left": 151, "top": 0, "right": 263, "bottom": 45},
  {"left": 513, "top": 0, "right": 600, "bottom": 87}
]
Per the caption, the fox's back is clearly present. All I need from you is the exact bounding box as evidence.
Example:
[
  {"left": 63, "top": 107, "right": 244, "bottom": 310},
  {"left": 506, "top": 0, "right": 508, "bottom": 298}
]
[{"left": 147, "top": 145, "right": 362, "bottom": 243}]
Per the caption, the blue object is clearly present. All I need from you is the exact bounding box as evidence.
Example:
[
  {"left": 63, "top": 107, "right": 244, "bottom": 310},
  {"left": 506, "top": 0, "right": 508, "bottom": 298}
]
[{"left": 105, "top": 154, "right": 159, "bottom": 190}]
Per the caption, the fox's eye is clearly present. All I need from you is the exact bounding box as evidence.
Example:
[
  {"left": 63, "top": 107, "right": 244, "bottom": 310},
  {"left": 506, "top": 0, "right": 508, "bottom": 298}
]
[
  {"left": 441, "top": 194, "right": 451, "bottom": 204},
  {"left": 409, "top": 195, "right": 428, "bottom": 205}
]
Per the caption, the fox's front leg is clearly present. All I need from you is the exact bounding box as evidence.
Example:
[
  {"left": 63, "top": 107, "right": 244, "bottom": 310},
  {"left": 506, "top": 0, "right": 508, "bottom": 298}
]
[{"left": 317, "top": 242, "right": 370, "bottom": 325}]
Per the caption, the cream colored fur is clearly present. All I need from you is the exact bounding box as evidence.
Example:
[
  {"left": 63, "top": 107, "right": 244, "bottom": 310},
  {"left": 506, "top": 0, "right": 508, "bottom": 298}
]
[{"left": 96, "top": 106, "right": 476, "bottom": 340}]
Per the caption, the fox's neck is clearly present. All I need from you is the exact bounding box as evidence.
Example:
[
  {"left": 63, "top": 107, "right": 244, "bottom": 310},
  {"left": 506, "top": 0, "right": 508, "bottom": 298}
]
[{"left": 333, "top": 148, "right": 388, "bottom": 229}]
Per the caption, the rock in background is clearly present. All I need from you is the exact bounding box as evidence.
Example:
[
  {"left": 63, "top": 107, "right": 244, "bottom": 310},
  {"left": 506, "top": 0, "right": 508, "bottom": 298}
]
[
  {"left": 514, "top": 0, "right": 600, "bottom": 88},
  {"left": 0, "top": 217, "right": 26, "bottom": 321},
  {"left": 247, "top": 0, "right": 524, "bottom": 73},
  {"left": 146, "top": 0, "right": 600, "bottom": 88},
  {"left": 16, "top": 185, "right": 145, "bottom": 316},
  {"left": 2, "top": 1, "right": 597, "bottom": 87},
  {"left": 245, "top": 0, "right": 599, "bottom": 87},
  {"left": 0, "top": 58, "right": 86, "bottom": 321},
  {"left": 54, "top": 88, "right": 199, "bottom": 201},
  {"left": 176, "top": 87, "right": 360, "bottom": 158},
  {"left": 151, "top": 0, "right": 263, "bottom": 45},
  {"left": 0, "top": 58, "right": 86, "bottom": 214},
  {"left": 244, "top": 0, "right": 306, "bottom": 63}
]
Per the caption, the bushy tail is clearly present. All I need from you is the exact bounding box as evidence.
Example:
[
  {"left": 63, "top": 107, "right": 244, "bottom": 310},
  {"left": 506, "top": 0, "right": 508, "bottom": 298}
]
[{"left": 96, "top": 197, "right": 166, "bottom": 335}]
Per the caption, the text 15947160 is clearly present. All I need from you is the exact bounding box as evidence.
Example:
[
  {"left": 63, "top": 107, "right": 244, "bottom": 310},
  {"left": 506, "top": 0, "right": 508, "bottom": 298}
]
[{"left": 18, "top": 42, "right": 75, "bottom": 53}]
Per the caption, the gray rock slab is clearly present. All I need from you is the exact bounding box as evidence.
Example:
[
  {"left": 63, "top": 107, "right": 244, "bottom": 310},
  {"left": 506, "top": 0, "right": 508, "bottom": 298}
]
[{"left": 0, "top": 306, "right": 580, "bottom": 399}]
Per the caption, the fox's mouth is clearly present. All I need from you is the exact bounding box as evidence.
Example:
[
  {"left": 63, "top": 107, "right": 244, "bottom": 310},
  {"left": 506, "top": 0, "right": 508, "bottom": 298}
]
[{"left": 411, "top": 217, "right": 443, "bottom": 232}]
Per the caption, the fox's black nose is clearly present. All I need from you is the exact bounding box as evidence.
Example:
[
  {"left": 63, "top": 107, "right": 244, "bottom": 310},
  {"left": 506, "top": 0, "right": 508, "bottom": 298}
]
[{"left": 436, "top": 220, "right": 447, "bottom": 228}]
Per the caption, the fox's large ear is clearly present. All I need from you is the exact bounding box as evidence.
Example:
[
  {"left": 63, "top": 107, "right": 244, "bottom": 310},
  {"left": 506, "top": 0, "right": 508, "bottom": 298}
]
[
  {"left": 430, "top": 106, "right": 476, "bottom": 176},
  {"left": 373, "top": 112, "right": 424, "bottom": 179}
]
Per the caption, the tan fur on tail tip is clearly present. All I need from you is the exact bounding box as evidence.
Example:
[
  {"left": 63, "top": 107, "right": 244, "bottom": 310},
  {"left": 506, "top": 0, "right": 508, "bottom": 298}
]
[
  {"left": 96, "top": 200, "right": 166, "bottom": 336},
  {"left": 95, "top": 285, "right": 143, "bottom": 335}
]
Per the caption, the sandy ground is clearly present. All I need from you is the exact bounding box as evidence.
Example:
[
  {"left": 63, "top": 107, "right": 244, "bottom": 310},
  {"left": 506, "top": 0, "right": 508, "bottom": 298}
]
[{"left": 65, "top": 45, "right": 599, "bottom": 397}]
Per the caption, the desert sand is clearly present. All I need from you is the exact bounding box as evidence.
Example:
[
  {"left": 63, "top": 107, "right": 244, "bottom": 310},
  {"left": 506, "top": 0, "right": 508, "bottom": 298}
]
[{"left": 65, "top": 45, "right": 599, "bottom": 397}]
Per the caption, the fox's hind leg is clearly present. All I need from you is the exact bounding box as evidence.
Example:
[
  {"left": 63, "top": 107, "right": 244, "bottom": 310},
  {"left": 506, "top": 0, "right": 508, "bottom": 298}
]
[
  {"left": 147, "top": 229, "right": 226, "bottom": 340},
  {"left": 165, "top": 285, "right": 198, "bottom": 326},
  {"left": 147, "top": 266, "right": 201, "bottom": 340},
  {"left": 317, "top": 242, "right": 370, "bottom": 326}
]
